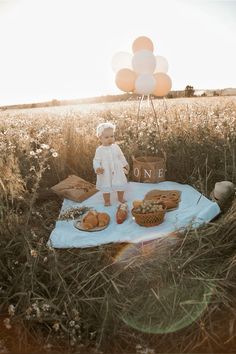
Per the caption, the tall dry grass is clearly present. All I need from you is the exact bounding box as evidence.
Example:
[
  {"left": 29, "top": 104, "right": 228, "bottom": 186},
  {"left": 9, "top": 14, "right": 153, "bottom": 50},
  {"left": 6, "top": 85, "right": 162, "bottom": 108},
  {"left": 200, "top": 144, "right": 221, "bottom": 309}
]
[{"left": 0, "top": 96, "right": 236, "bottom": 353}]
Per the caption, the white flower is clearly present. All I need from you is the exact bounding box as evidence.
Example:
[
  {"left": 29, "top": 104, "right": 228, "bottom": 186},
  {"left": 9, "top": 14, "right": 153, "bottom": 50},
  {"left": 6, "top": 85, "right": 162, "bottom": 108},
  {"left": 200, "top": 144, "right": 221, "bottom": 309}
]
[
  {"left": 31, "top": 230, "right": 37, "bottom": 238},
  {"left": 52, "top": 152, "right": 58, "bottom": 158},
  {"left": 42, "top": 303, "right": 50, "bottom": 311},
  {"left": 53, "top": 322, "right": 60, "bottom": 331},
  {"left": 26, "top": 306, "right": 33, "bottom": 315},
  {"left": 30, "top": 249, "right": 38, "bottom": 258},
  {"left": 29, "top": 151, "right": 35, "bottom": 156},
  {"left": 3, "top": 318, "right": 11, "bottom": 329},
  {"left": 36, "top": 148, "right": 42, "bottom": 154},
  {"left": 8, "top": 304, "right": 15, "bottom": 316},
  {"left": 41, "top": 144, "right": 50, "bottom": 150}
]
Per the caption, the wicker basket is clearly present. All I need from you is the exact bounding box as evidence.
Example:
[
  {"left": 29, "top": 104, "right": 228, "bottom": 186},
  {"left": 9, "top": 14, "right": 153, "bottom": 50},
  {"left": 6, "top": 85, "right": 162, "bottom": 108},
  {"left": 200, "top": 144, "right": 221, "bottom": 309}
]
[
  {"left": 132, "top": 153, "right": 166, "bottom": 183},
  {"left": 132, "top": 203, "right": 166, "bottom": 227}
]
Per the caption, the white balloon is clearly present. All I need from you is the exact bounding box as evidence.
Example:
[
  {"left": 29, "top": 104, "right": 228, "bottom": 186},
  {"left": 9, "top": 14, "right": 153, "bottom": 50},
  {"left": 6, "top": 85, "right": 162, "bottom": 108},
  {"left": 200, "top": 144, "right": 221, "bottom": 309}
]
[
  {"left": 132, "top": 50, "right": 156, "bottom": 74},
  {"left": 135, "top": 74, "right": 156, "bottom": 95},
  {"left": 111, "top": 51, "right": 132, "bottom": 73},
  {"left": 154, "top": 55, "right": 169, "bottom": 73}
]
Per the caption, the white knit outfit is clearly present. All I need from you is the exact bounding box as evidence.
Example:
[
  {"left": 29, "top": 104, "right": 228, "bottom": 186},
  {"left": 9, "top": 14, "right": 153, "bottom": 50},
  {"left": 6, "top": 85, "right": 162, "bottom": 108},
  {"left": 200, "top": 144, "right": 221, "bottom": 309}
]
[{"left": 93, "top": 143, "right": 128, "bottom": 193}]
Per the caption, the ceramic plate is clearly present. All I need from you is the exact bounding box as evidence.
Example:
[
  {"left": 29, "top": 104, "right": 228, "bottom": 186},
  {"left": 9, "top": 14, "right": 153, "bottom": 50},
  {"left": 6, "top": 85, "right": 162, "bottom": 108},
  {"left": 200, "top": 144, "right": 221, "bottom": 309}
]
[{"left": 73, "top": 219, "right": 109, "bottom": 232}]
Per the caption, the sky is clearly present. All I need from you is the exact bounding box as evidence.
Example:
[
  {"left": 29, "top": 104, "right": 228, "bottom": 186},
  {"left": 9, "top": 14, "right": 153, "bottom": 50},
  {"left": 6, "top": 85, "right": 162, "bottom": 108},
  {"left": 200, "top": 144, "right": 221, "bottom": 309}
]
[{"left": 0, "top": 0, "right": 235, "bottom": 105}]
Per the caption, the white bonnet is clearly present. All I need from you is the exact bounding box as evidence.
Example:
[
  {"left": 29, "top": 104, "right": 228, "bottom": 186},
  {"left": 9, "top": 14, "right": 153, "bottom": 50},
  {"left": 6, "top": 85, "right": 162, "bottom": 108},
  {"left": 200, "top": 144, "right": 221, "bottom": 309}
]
[{"left": 96, "top": 122, "right": 116, "bottom": 137}]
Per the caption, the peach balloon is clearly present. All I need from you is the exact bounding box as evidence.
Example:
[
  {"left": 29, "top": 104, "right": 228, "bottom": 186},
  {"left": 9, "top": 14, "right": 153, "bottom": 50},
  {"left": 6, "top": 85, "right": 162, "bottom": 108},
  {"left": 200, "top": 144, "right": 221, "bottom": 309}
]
[
  {"left": 132, "top": 36, "right": 154, "bottom": 53},
  {"left": 115, "top": 68, "right": 136, "bottom": 93},
  {"left": 152, "top": 73, "right": 172, "bottom": 97}
]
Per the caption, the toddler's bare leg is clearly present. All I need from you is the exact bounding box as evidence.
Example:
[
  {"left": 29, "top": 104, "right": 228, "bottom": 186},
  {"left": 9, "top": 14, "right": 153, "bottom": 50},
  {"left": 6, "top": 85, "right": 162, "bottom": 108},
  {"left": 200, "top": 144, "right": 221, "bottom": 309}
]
[
  {"left": 117, "top": 191, "right": 126, "bottom": 203},
  {"left": 103, "top": 193, "right": 111, "bottom": 206}
]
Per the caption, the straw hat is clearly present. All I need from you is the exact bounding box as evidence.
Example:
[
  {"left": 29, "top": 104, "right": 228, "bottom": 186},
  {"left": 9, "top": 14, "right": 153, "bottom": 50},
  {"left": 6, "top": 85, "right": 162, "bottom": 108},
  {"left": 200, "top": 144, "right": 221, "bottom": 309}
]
[{"left": 211, "top": 181, "right": 235, "bottom": 205}]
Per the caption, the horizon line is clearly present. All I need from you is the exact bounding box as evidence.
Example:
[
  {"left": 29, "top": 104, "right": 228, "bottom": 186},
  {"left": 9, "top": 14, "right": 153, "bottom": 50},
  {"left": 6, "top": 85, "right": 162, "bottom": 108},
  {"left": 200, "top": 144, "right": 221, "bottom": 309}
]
[{"left": 0, "top": 86, "right": 236, "bottom": 108}]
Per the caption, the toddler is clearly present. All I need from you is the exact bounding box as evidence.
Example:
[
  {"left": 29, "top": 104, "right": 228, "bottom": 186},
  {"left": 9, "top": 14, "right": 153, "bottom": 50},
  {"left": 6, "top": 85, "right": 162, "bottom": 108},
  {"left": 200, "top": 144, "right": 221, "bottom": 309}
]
[{"left": 93, "top": 122, "right": 129, "bottom": 206}]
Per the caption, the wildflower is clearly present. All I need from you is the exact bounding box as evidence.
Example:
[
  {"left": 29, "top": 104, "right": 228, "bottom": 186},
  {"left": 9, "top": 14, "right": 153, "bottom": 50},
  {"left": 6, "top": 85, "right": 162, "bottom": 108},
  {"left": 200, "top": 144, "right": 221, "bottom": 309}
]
[
  {"left": 41, "top": 143, "right": 50, "bottom": 150},
  {"left": 29, "top": 151, "right": 35, "bottom": 156},
  {"left": 3, "top": 318, "right": 11, "bottom": 329},
  {"left": 36, "top": 148, "right": 42, "bottom": 154},
  {"left": 53, "top": 322, "right": 60, "bottom": 331},
  {"left": 32, "top": 303, "right": 38, "bottom": 310},
  {"left": 52, "top": 152, "right": 58, "bottom": 158},
  {"left": 30, "top": 249, "right": 38, "bottom": 258},
  {"left": 31, "top": 230, "right": 37, "bottom": 239},
  {"left": 69, "top": 320, "right": 75, "bottom": 327},
  {"left": 25, "top": 307, "right": 32, "bottom": 319},
  {"left": 8, "top": 304, "right": 15, "bottom": 316},
  {"left": 42, "top": 303, "right": 50, "bottom": 311}
]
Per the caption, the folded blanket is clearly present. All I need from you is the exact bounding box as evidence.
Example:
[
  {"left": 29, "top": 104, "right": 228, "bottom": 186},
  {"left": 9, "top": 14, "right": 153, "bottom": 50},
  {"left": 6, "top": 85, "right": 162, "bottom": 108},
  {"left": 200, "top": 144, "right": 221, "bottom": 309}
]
[{"left": 48, "top": 181, "right": 221, "bottom": 249}]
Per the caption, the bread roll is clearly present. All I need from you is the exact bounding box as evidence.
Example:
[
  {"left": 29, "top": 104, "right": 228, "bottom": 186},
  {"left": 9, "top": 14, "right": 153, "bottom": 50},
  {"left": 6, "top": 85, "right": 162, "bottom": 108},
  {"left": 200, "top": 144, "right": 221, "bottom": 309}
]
[
  {"left": 132, "top": 200, "right": 143, "bottom": 209},
  {"left": 97, "top": 212, "right": 110, "bottom": 227},
  {"left": 83, "top": 210, "right": 98, "bottom": 228},
  {"left": 81, "top": 221, "right": 94, "bottom": 230}
]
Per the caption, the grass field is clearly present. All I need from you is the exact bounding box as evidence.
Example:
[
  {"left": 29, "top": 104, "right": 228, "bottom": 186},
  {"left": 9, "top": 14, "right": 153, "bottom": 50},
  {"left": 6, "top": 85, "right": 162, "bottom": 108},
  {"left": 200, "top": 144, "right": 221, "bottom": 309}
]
[{"left": 0, "top": 96, "right": 236, "bottom": 354}]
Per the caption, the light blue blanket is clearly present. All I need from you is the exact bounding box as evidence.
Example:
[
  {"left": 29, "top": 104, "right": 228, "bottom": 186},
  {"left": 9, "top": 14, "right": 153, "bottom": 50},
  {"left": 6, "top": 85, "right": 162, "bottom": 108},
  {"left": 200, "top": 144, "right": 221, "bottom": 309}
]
[{"left": 48, "top": 181, "right": 221, "bottom": 248}]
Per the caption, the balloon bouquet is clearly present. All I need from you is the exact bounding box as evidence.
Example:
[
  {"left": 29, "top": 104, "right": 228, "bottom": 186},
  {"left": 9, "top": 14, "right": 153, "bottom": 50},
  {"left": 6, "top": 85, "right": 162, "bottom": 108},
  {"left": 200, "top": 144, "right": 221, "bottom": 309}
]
[{"left": 111, "top": 36, "right": 172, "bottom": 135}]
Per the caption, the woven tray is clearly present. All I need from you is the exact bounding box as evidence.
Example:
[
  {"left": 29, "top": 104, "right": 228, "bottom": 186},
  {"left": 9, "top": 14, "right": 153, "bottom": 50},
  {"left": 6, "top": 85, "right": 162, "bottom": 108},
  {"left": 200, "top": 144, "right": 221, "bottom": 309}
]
[
  {"left": 144, "top": 189, "right": 181, "bottom": 210},
  {"left": 132, "top": 202, "right": 166, "bottom": 227}
]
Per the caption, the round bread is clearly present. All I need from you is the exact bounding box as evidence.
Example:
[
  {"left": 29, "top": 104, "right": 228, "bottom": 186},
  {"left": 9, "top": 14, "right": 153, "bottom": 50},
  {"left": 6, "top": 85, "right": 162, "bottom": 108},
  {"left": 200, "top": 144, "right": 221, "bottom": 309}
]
[
  {"left": 97, "top": 212, "right": 110, "bottom": 227},
  {"left": 132, "top": 200, "right": 143, "bottom": 209},
  {"left": 83, "top": 211, "right": 98, "bottom": 228},
  {"left": 81, "top": 221, "right": 94, "bottom": 230}
]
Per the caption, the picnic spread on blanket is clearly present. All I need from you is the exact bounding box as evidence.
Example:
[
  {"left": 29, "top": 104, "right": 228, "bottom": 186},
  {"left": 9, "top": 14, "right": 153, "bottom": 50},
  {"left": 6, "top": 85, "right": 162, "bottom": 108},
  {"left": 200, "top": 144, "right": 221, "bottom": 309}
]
[
  {"left": 47, "top": 121, "right": 234, "bottom": 249},
  {"left": 48, "top": 181, "right": 221, "bottom": 249}
]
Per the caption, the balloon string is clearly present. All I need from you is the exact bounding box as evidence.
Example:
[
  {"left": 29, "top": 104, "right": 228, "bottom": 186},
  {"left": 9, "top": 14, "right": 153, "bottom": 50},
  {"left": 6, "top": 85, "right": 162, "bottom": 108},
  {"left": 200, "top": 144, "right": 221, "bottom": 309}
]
[
  {"left": 163, "top": 97, "right": 168, "bottom": 111},
  {"left": 137, "top": 94, "right": 144, "bottom": 120},
  {"left": 135, "top": 95, "right": 144, "bottom": 152},
  {"left": 150, "top": 95, "right": 162, "bottom": 144}
]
